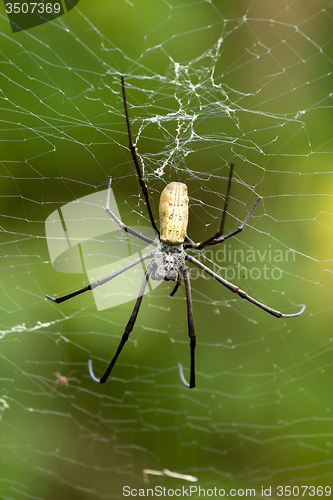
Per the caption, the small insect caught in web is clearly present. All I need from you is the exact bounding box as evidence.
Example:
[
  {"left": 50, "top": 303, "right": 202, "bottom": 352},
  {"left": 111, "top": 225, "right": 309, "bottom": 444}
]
[{"left": 46, "top": 76, "right": 305, "bottom": 389}]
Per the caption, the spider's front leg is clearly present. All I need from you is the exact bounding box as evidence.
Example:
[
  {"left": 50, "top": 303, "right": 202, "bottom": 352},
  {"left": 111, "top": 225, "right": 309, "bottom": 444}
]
[
  {"left": 121, "top": 76, "right": 160, "bottom": 237},
  {"left": 184, "top": 162, "right": 261, "bottom": 250}
]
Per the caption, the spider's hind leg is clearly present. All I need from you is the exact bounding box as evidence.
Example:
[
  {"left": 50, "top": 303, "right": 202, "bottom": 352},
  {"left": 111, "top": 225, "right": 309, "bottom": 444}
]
[
  {"left": 99, "top": 261, "right": 155, "bottom": 384},
  {"left": 180, "top": 264, "right": 196, "bottom": 388}
]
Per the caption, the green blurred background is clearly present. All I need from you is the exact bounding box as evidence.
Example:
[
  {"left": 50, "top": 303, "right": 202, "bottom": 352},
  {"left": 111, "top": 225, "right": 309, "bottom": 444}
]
[{"left": 0, "top": 0, "right": 332, "bottom": 498}]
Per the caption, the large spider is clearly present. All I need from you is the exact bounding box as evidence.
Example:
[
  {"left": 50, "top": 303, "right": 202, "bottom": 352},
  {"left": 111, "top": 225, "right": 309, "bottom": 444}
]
[{"left": 46, "top": 76, "right": 305, "bottom": 388}]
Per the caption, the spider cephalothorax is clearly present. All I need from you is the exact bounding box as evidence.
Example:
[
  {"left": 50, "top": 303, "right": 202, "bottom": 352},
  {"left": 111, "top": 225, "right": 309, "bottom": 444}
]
[
  {"left": 153, "top": 242, "right": 186, "bottom": 281},
  {"left": 46, "top": 76, "right": 305, "bottom": 389}
]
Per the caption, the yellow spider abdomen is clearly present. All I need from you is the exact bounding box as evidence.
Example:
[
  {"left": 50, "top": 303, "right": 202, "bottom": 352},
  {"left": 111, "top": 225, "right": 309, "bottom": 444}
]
[{"left": 159, "top": 182, "right": 189, "bottom": 245}]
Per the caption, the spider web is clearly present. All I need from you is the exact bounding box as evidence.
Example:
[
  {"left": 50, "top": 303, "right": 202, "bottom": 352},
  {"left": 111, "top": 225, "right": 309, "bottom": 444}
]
[{"left": 1, "top": 0, "right": 333, "bottom": 498}]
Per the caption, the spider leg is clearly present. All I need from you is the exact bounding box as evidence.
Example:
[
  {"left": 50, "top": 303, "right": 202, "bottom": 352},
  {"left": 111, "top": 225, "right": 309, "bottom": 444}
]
[
  {"left": 178, "top": 363, "right": 190, "bottom": 388},
  {"left": 99, "top": 261, "right": 155, "bottom": 383},
  {"left": 184, "top": 162, "right": 261, "bottom": 250},
  {"left": 106, "top": 178, "right": 157, "bottom": 247},
  {"left": 185, "top": 235, "right": 195, "bottom": 246},
  {"left": 46, "top": 250, "right": 154, "bottom": 304},
  {"left": 184, "top": 161, "right": 234, "bottom": 249},
  {"left": 186, "top": 254, "right": 305, "bottom": 318},
  {"left": 180, "top": 264, "right": 196, "bottom": 388},
  {"left": 185, "top": 196, "right": 260, "bottom": 250},
  {"left": 169, "top": 271, "right": 181, "bottom": 297},
  {"left": 207, "top": 196, "right": 261, "bottom": 247},
  {"left": 121, "top": 76, "right": 160, "bottom": 238},
  {"left": 88, "top": 359, "right": 100, "bottom": 382}
]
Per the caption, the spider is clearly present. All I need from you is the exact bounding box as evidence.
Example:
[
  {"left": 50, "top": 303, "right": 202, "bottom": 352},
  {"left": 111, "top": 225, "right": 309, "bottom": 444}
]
[
  {"left": 54, "top": 371, "right": 80, "bottom": 388},
  {"left": 46, "top": 76, "right": 305, "bottom": 388}
]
